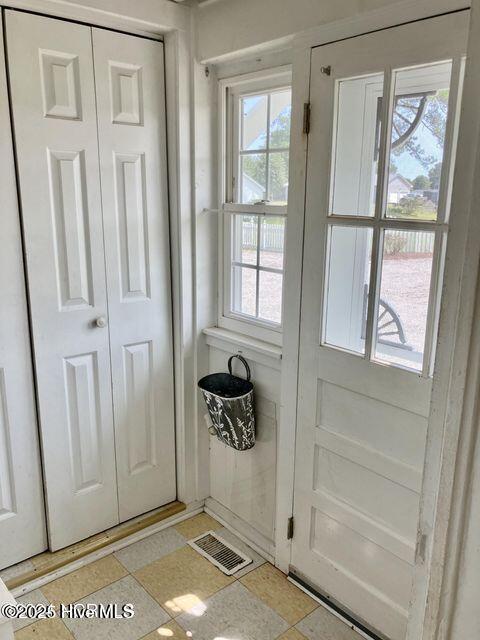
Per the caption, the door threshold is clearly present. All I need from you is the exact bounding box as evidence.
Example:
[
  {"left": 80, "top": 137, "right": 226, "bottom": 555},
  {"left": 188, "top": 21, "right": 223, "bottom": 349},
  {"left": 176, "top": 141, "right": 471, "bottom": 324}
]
[
  {"left": 5, "top": 501, "right": 185, "bottom": 592},
  {"left": 288, "top": 573, "right": 388, "bottom": 640}
]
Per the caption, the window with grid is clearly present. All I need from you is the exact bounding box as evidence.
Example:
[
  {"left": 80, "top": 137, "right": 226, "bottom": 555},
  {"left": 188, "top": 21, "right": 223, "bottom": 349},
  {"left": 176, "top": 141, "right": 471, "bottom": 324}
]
[
  {"left": 322, "top": 60, "right": 461, "bottom": 374},
  {"left": 222, "top": 74, "right": 292, "bottom": 334}
]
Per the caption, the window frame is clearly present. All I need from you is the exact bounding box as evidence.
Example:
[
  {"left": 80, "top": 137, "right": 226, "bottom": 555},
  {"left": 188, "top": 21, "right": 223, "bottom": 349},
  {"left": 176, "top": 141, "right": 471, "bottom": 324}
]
[
  {"left": 320, "top": 58, "right": 463, "bottom": 377},
  {"left": 218, "top": 67, "right": 292, "bottom": 345}
]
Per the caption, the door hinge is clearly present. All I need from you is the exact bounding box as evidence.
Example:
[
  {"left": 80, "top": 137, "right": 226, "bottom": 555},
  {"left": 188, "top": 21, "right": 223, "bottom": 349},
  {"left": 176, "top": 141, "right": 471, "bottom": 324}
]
[
  {"left": 287, "top": 516, "right": 294, "bottom": 540},
  {"left": 302, "top": 102, "right": 311, "bottom": 135}
]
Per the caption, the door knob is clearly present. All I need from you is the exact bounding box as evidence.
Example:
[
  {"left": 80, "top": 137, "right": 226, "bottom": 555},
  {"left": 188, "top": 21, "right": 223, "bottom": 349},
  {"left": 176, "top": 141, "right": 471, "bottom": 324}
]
[{"left": 95, "top": 316, "right": 107, "bottom": 328}]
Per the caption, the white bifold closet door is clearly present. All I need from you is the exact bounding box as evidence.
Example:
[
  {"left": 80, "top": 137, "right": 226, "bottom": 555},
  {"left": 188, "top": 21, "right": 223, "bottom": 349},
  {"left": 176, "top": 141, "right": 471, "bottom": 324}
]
[
  {"left": 0, "top": 11, "right": 47, "bottom": 569},
  {"left": 92, "top": 28, "right": 176, "bottom": 522},
  {"left": 5, "top": 10, "right": 175, "bottom": 550}
]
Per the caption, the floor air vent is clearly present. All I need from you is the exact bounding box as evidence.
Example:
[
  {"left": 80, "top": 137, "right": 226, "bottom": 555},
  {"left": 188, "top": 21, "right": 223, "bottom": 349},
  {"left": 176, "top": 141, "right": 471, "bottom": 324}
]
[{"left": 188, "top": 530, "right": 252, "bottom": 575}]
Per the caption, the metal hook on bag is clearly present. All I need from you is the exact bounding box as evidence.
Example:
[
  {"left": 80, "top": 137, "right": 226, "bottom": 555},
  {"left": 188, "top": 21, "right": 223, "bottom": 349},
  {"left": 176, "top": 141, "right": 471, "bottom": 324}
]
[{"left": 228, "top": 354, "right": 251, "bottom": 381}]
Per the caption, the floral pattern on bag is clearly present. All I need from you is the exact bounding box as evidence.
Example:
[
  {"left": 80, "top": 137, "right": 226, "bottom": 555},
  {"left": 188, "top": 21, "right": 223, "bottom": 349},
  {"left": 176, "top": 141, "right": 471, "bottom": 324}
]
[{"left": 202, "top": 389, "right": 255, "bottom": 451}]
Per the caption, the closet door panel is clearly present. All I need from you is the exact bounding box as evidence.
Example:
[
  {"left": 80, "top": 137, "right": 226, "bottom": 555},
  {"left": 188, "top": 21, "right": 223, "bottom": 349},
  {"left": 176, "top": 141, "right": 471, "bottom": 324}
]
[
  {"left": 92, "top": 29, "right": 176, "bottom": 520},
  {"left": 6, "top": 11, "right": 118, "bottom": 550},
  {"left": 0, "top": 12, "right": 47, "bottom": 568}
]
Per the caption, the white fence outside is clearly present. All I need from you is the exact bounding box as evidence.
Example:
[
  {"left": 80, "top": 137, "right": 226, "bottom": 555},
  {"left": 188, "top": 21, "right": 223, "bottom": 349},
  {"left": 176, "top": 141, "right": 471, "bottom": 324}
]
[
  {"left": 385, "top": 229, "right": 434, "bottom": 254},
  {"left": 242, "top": 223, "right": 434, "bottom": 255},
  {"left": 242, "top": 222, "right": 284, "bottom": 252}
]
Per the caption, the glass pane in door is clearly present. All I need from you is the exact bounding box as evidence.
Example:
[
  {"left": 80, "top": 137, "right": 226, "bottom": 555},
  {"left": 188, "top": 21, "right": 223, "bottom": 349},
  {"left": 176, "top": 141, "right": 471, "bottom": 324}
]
[
  {"left": 330, "top": 73, "right": 384, "bottom": 217},
  {"left": 385, "top": 61, "right": 452, "bottom": 221},
  {"left": 323, "top": 225, "right": 373, "bottom": 354},
  {"left": 374, "top": 229, "right": 435, "bottom": 370}
]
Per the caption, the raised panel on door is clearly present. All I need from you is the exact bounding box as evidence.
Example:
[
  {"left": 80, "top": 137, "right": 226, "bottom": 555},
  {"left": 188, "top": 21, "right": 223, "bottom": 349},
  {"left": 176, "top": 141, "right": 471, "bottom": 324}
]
[
  {"left": 0, "top": 12, "right": 47, "bottom": 568},
  {"left": 5, "top": 10, "right": 118, "bottom": 550},
  {"left": 92, "top": 28, "right": 176, "bottom": 521},
  {"left": 291, "top": 12, "right": 468, "bottom": 640}
]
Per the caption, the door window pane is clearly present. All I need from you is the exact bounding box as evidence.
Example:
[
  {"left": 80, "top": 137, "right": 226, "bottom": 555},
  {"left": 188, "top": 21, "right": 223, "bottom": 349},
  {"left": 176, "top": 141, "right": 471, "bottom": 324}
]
[
  {"left": 386, "top": 61, "right": 452, "bottom": 221},
  {"left": 323, "top": 225, "right": 373, "bottom": 354},
  {"left": 374, "top": 229, "right": 435, "bottom": 370},
  {"left": 330, "top": 73, "right": 384, "bottom": 217}
]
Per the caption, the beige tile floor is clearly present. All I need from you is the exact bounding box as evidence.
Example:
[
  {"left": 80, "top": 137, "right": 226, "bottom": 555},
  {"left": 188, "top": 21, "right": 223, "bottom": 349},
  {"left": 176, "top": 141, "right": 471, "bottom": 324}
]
[{"left": 9, "top": 513, "right": 359, "bottom": 640}]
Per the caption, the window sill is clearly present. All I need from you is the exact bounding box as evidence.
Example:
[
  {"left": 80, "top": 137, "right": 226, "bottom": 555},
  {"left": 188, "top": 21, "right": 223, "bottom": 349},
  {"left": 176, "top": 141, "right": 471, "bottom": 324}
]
[{"left": 203, "top": 327, "right": 282, "bottom": 370}]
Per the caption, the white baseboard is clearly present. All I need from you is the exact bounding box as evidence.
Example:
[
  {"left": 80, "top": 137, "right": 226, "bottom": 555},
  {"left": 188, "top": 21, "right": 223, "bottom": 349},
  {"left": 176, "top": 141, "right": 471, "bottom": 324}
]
[
  {"left": 205, "top": 497, "right": 275, "bottom": 563},
  {"left": 0, "top": 577, "right": 15, "bottom": 640}
]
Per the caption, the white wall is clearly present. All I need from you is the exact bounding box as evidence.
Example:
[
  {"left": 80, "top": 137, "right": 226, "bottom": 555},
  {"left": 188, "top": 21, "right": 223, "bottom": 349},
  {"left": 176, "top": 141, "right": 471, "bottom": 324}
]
[
  {"left": 197, "top": 0, "right": 398, "bottom": 61},
  {"left": 205, "top": 342, "right": 280, "bottom": 556},
  {"left": 424, "top": 0, "right": 480, "bottom": 636},
  {"left": 196, "top": 0, "right": 469, "bottom": 62},
  {"left": 193, "top": 58, "right": 218, "bottom": 501}
]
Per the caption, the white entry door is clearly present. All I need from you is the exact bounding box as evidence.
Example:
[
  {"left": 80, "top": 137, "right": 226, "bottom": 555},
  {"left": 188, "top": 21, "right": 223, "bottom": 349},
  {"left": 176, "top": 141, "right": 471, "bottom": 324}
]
[
  {"left": 0, "top": 12, "right": 47, "bottom": 568},
  {"left": 5, "top": 10, "right": 176, "bottom": 550},
  {"left": 291, "top": 13, "right": 467, "bottom": 640}
]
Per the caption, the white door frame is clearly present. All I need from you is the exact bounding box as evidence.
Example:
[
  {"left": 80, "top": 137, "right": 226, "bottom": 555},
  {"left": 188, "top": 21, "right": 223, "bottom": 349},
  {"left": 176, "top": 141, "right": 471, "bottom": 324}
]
[
  {"left": 407, "top": 2, "right": 480, "bottom": 638},
  {"left": 276, "top": 4, "right": 476, "bottom": 640},
  {"left": 0, "top": 0, "right": 199, "bottom": 508}
]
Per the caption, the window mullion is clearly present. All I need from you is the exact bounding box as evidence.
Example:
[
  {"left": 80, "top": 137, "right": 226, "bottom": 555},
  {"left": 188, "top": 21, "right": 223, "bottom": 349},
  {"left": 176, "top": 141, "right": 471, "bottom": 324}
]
[
  {"left": 232, "top": 92, "right": 241, "bottom": 203},
  {"left": 240, "top": 147, "right": 290, "bottom": 155},
  {"left": 437, "top": 56, "right": 463, "bottom": 224},
  {"left": 365, "top": 67, "right": 393, "bottom": 360},
  {"left": 255, "top": 216, "right": 261, "bottom": 317},
  {"left": 265, "top": 94, "right": 271, "bottom": 201},
  {"left": 422, "top": 228, "right": 447, "bottom": 377}
]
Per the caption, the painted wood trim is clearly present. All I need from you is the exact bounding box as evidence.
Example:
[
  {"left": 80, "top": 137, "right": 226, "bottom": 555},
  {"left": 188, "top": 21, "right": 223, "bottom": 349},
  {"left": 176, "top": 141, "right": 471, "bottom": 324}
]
[
  {"left": 1, "top": 0, "right": 189, "bottom": 36},
  {"left": 203, "top": 327, "right": 282, "bottom": 365},
  {"left": 274, "top": 46, "right": 312, "bottom": 574},
  {"left": 0, "top": 577, "right": 15, "bottom": 610},
  {"left": 164, "top": 29, "right": 197, "bottom": 505},
  {"left": 407, "top": 4, "right": 480, "bottom": 639}
]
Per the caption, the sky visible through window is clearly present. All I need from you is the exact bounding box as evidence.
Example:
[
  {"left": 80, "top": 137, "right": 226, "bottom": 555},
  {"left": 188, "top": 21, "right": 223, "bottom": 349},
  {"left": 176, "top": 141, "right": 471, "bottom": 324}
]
[
  {"left": 242, "top": 95, "right": 291, "bottom": 150},
  {"left": 390, "top": 88, "right": 449, "bottom": 189}
]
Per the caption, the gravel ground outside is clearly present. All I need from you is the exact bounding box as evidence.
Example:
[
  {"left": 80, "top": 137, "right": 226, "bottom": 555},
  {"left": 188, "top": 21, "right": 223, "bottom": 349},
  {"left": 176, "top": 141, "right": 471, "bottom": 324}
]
[{"left": 380, "top": 254, "right": 433, "bottom": 354}]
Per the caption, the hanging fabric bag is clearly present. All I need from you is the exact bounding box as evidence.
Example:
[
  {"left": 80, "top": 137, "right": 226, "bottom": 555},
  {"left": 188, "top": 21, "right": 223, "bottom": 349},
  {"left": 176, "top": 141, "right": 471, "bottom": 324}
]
[{"left": 198, "top": 354, "right": 255, "bottom": 451}]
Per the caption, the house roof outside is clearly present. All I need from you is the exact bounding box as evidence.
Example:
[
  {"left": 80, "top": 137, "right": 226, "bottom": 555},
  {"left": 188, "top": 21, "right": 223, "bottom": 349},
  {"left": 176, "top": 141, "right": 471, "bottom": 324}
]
[{"left": 389, "top": 173, "right": 412, "bottom": 191}]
